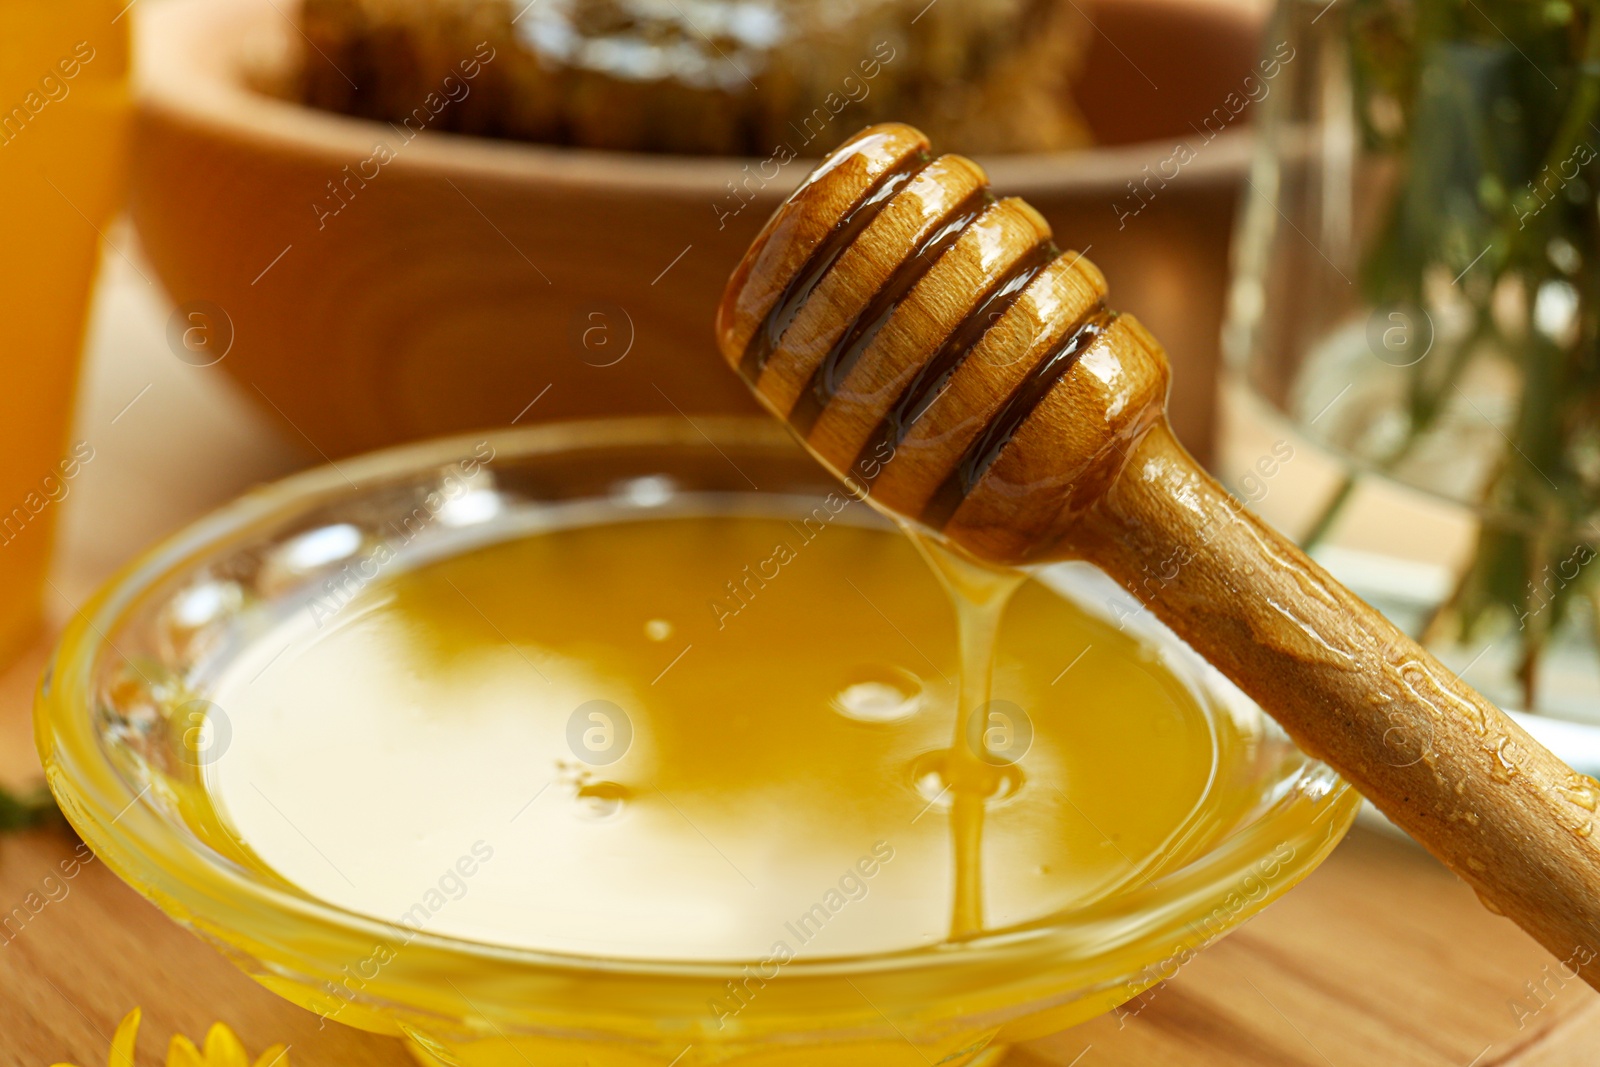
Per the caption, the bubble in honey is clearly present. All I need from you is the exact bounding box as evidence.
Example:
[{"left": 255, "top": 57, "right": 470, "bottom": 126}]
[
  {"left": 831, "top": 665, "right": 924, "bottom": 723},
  {"left": 574, "top": 780, "right": 631, "bottom": 820},
  {"left": 644, "top": 619, "right": 673, "bottom": 642},
  {"left": 910, "top": 749, "right": 1025, "bottom": 808}
]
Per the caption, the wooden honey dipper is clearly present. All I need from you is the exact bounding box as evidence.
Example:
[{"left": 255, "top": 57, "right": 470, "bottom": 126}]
[{"left": 716, "top": 123, "right": 1600, "bottom": 986}]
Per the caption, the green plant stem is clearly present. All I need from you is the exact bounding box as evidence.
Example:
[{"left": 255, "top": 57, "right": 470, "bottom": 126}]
[
  {"left": 0, "top": 784, "right": 58, "bottom": 833},
  {"left": 1299, "top": 307, "right": 1496, "bottom": 555},
  {"left": 1494, "top": 6, "right": 1600, "bottom": 273},
  {"left": 1300, "top": 472, "right": 1358, "bottom": 550}
]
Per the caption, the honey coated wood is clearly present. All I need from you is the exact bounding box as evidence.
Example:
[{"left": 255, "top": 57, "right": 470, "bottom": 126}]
[{"left": 716, "top": 122, "right": 1600, "bottom": 990}]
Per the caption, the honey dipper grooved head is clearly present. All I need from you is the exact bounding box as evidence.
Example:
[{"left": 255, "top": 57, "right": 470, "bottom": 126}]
[{"left": 715, "top": 123, "right": 1172, "bottom": 565}]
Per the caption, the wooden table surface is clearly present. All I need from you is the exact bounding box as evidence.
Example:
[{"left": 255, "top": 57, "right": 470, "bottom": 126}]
[{"left": 2, "top": 233, "right": 1597, "bottom": 1066}]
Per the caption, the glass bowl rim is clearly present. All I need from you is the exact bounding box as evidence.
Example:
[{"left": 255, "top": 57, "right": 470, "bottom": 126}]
[{"left": 36, "top": 414, "right": 1361, "bottom": 987}]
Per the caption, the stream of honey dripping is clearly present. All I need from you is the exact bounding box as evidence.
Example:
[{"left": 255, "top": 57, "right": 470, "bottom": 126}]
[{"left": 906, "top": 527, "right": 1026, "bottom": 941}]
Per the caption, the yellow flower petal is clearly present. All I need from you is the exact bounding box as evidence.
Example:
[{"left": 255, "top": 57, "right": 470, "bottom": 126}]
[
  {"left": 50, "top": 1007, "right": 288, "bottom": 1067},
  {"left": 202, "top": 1023, "right": 249, "bottom": 1067},
  {"left": 166, "top": 1034, "right": 205, "bottom": 1067},
  {"left": 251, "top": 1044, "right": 290, "bottom": 1067},
  {"left": 110, "top": 1010, "right": 141, "bottom": 1067}
]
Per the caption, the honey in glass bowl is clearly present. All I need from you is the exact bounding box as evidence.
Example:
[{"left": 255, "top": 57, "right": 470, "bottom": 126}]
[{"left": 37, "top": 418, "right": 1358, "bottom": 1066}]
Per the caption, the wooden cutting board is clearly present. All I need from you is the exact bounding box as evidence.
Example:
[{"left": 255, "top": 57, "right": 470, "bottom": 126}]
[{"left": 2, "top": 231, "right": 1597, "bottom": 1066}]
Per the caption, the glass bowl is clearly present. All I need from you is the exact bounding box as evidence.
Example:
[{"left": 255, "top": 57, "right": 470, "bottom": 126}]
[{"left": 36, "top": 416, "right": 1359, "bottom": 1066}]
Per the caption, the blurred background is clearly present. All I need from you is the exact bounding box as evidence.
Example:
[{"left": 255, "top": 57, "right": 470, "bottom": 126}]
[
  {"left": 3, "top": 0, "right": 1274, "bottom": 782},
  {"left": 8, "top": 0, "right": 1600, "bottom": 1061},
  {"left": 11, "top": 0, "right": 1595, "bottom": 758}
]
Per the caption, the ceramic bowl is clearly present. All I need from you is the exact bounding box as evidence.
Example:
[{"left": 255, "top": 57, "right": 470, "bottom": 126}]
[{"left": 131, "top": 0, "right": 1263, "bottom": 461}]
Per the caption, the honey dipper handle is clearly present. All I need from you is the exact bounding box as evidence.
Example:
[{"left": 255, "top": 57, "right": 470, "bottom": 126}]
[{"left": 1075, "top": 421, "right": 1600, "bottom": 987}]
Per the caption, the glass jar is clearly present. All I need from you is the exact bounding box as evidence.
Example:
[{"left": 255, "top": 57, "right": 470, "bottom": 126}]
[{"left": 1227, "top": 0, "right": 1600, "bottom": 725}]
